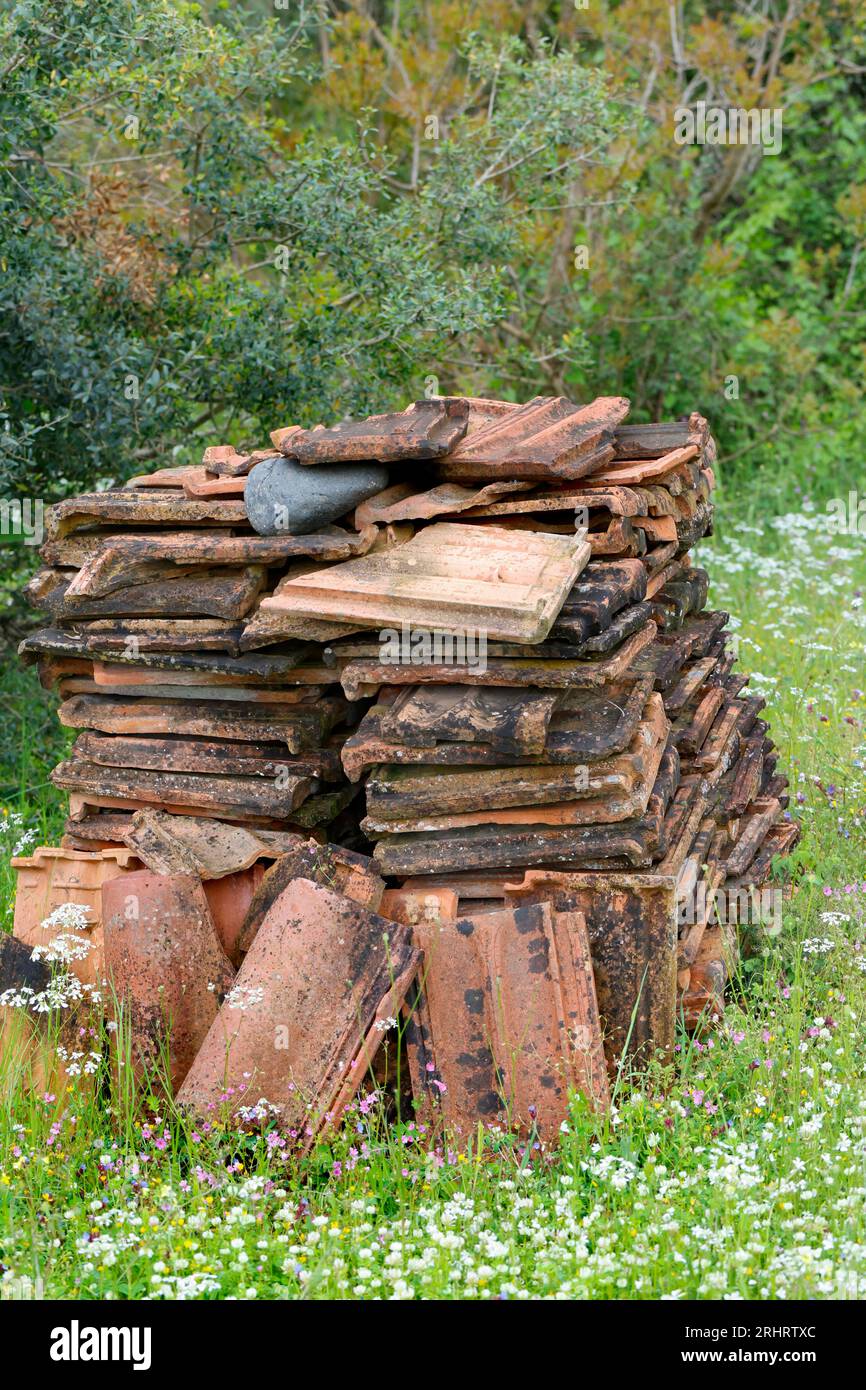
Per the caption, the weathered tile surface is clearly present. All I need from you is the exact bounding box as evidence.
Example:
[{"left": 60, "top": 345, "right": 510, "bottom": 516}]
[
  {"left": 403, "top": 900, "right": 609, "bottom": 1138},
  {"left": 102, "top": 871, "right": 235, "bottom": 1092},
  {"left": 259, "top": 523, "right": 591, "bottom": 644},
  {"left": 176, "top": 878, "right": 419, "bottom": 1146}
]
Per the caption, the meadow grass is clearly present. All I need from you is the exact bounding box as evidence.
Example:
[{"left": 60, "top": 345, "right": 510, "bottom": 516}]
[{"left": 0, "top": 490, "right": 865, "bottom": 1301}]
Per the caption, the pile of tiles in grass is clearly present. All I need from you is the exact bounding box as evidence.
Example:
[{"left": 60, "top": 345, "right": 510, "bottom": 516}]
[{"left": 6, "top": 393, "right": 798, "bottom": 1144}]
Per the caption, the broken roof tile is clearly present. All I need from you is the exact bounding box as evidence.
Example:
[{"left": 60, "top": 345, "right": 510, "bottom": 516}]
[
  {"left": 102, "top": 870, "right": 235, "bottom": 1093},
  {"left": 403, "top": 900, "right": 609, "bottom": 1139},
  {"left": 27, "top": 565, "right": 267, "bottom": 623},
  {"left": 283, "top": 398, "right": 469, "bottom": 464},
  {"left": 176, "top": 878, "right": 419, "bottom": 1148},
  {"left": 62, "top": 525, "right": 378, "bottom": 599},
  {"left": 437, "top": 395, "right": 630, "bottom": 482},
  {"left": 503, "top": 869, "right": 679, "bottom": 1066},
  {"left": 354, "top": 478, "right": 531, "bottom": 527},
  {"left": 122, "top": 810, "right": 290, "bottom": 880},
  {"left": 455, "top": 481, "right": 647, "bottom": 521},
  {"left": 612, "top": 414, "right": 714, "bottom": 461},
  {"left": 341, "top": 679, "right": 654, "bottom": 781},
  {"left": 44, "top": 492, "right": 249, "bottom": 542},
  {"left": 201, "top": 446, "right": 280, "bottom": 477},
  {"left": 584, "top": 446, "right": 700, "bottom": 488},
  {"left": 236, "top": 840, "right": 384, "bottom": 956},
  {"left": 380, "top": 684, "right": 563, "bottom": 757}
]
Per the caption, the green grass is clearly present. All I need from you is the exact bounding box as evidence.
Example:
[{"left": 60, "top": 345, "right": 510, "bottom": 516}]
[{"left": 1, "top": 492, "right": 865, "bottom": 1300}]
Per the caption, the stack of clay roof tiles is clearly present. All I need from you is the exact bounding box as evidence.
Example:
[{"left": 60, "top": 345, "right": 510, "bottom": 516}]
[{"left": 6, "top": 394, "right": 799, "bottom": 1145}]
